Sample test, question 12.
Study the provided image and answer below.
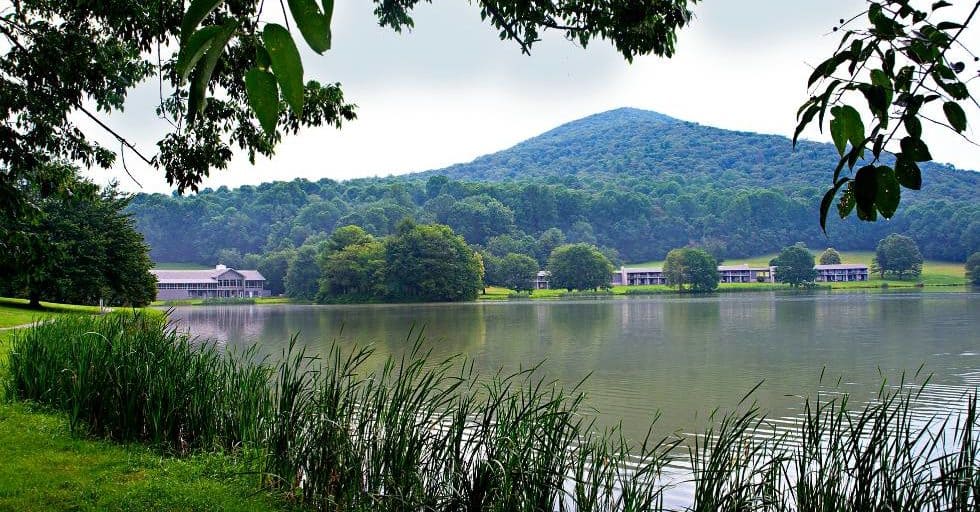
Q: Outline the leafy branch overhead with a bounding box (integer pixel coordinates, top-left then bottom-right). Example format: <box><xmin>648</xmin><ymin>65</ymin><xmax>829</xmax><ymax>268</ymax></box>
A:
<box><xmin>796</xmin><ymin>0</ymin><xmax>979</xmax><ymax>230</ymax></box>
<box><xmin>166</xmin><ymin>0</ymin><xmax>696</xmax><ymax>192</ymax></box>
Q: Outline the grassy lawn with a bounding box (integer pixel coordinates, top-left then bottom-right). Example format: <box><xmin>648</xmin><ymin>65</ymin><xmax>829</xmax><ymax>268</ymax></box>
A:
<box><xmin>0</xmin><ymin>329</ymin><xmax>290</xmax><ymax>512</ymax></box>
<box><xmin>0</xmin><ymin>298</ymin><xmax>106</xmax><ymax>328</ymax></box>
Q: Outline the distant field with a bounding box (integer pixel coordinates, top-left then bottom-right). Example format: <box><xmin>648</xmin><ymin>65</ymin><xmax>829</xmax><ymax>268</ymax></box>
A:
<box><xmin>150</xmin><ymin>297</ymin><xmax>294</xmax><ymax>307</ymax></box>
<box><xmin>626</xmin><ymin>250</ymin><xmax>968</xmax><ymax>288</ymax></box>
<box><xmin>151</xmin><ymin>262</ymin><xmax>210</xmax><ymax>270</ymax></box>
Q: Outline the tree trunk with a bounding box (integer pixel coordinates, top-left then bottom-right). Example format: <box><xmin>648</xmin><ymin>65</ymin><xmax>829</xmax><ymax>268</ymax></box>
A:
<box><xmin>28</xmin><ymin>291</ymin><xmax>42</xmax><ymax>309</ymax></box>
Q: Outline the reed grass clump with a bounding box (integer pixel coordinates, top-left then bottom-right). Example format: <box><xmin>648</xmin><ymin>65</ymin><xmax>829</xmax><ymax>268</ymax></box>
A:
<box><xmin>4</xmin><ymin>312</ymin><xmax>978</xmax><ymax>511</ymax></box>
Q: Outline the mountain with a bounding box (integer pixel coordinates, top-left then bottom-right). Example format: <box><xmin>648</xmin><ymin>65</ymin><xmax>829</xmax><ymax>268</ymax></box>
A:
<box><xmin>423</xmin><ymin>107</ymin><xmax>978</xmax><ymax>204</ymax></box>
<box><xmin>128</xmin><ymin>108</ymin><xmax>980</xmax><ymax>265</ymax></box>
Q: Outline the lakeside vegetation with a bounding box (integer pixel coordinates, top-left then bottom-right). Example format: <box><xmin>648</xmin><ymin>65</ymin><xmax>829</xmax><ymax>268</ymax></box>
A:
<box><xmin>2</xmin><ymin>313</ymin><xmax>978</xmax><ymax>510</ymax></box>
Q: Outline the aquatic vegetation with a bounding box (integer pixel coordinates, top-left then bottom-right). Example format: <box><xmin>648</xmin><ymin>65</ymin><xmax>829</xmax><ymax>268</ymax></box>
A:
<box><xmin>5</xmin><ymin>312</ymin><xmax>978</xmax><ymax>510</ymax></box>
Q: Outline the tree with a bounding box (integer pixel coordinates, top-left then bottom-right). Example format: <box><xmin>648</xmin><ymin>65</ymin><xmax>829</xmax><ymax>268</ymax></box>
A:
<box><xmin>663</xmin><ymin>248</ymin><xmax>688</xmax><ymax>291</ymax></box>
<box><xmin>663</xmin><ymin>247</ymin><xmax>718</xmax><ymax>292</ymax></box>
<box><xmin>325</xmin><ymin>225</ymin><xmax>374</xmax><ymax>254</ymax></box>
<box><xmin>798</xmin><ymin>1</ymin><xmax>979</xmax><ymax>228</ymax></box>
<box><xmin>547</xmin><ymin>243</ymin><xmax>613</xmax><ymax>291</ymax></box>
<box><xmin>318</xmin><ymin>241</ymin><xmax>386</xmax><ymax>301</ymax></box>
<box><xmin>384</xmin><ymin>221</ymin><xmax>484</xmax><ymax>302</ymax></box>
<box><xmin>0</xmin><ymin>179</ymin><xmax>156</xmax><ymax>307</ymax></box>
<box><xmin>284</xmin><ymin>244</ymin><xmax>321</xmax><ymax>300</ymax></box>
<box><xmin>966</xmin><ymin>252</ymin><xmax>980</xmax><ymax>285</ymax></box>
<box><xmin>682</xmin><ymin>248</ymin><xmax>719</xmax><ymax>292</ymax></box>
<box><xmin>497</xmin><ymin>253</ymin><xmax>539</xmax><ymax>292</ymax></box>
<box><xmin>875</xmin><ymin>233</ymin><xmax>923</xmax><ymax>279</ymax></box>
<box><xmin>536</xmin><ymin>228</ymin><xmax>567</xmax><ymax>266</ymax></box>
<box><xmin>215</xmin><ymin>248</ymin><xmax>244</xmax><ymax>268</ymax></box>
<box><xmin>258</xmin><ymin>249</ymin><xmax>294</xmax><ymax>296</ymax></box>
<box><xmin>819</xmin><ymin>248</ymin><xmax>842</xmax><ymax>265</ymax></box>
<box><xmin>773</xmin><ymin>243</ymin><xmax>818</xmax><ymax>287</ymax></box>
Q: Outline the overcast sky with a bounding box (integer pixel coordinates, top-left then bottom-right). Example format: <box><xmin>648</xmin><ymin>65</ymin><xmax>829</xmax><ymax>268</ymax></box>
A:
<box><xmin>83</xmin><ymin>0</ymin><xmax>980</xmax><ymax>194</ymax></box>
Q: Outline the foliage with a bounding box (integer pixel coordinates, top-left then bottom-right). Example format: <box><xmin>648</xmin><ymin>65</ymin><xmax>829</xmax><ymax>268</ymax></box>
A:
<box><xmin>773</xmin><ymin>243</ymin><xmax>818</xmax><ymax>287</ymax></box>
<box><xmin>664</xmin><ymin>248</ymin><xmax>688</xmax><ymax>290</ymax></box>
<box><xmin>257</xmin><ymin>249</ymin><xmax>294</xmax><ymax>296</ymax></box>
<box><xmin>875</xmin><ymin>233</ymin><xmax>924</xmax><ymax>279</ymax></box>
<box><xmin>966</xmin><ymin>252</ymin><xmax>980</xmax><ymax>285</ymax></box>
<box><xmin>284</xmin><ymin>244</ymin><xmax>320</xmax><ymax>301</ymax></box>
<box><xmin>129</xmin><ymin>109</ymin><xmax>980</xmax><ymax>269</ymax></box>
<box><xmin>0</xmin><ymin>179</ymin><xmax>156</xmax><ymax>307</ymax></box>
<box><xmin>663</xmin><ymin>247</ymin><xmax>719</xmax><ymax>292</ymax></box>
<box><xmin>495</xmin><ymin>253</ymin><xmax>539</xmax><ymax>292</ymax></box>
<box><xmin>820</xmin><ymin>247</ymin><xmax>843</xmax><ymax>265</ymax></box>
<box><xmin>383</xmin><ymin>221</ymin><xmax>484</xmax><ymax>302</ymax></box>
<box><xmin>318</xmin><ymin>240</ymin><xmax>386</xmax><ymax>301</ymax></box>
<box><xmin>797</xmin><ymin>0</ymin><xmax>979</xmax><ymax>227</ymax></box>
<box><xmin>547</xmin><ymin>243</ymin><xmax>613</xmax><ymax>291</ymax></box>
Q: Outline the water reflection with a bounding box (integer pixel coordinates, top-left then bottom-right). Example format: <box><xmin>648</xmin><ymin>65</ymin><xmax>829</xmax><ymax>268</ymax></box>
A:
<box><xmin>168</xmin><ymin>292</ymin><xmax>980</xmax><ymax>440</ymax></box>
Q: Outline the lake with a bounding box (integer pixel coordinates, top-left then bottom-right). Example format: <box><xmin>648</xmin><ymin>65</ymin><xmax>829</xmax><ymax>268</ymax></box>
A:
<box><xmin>168</xmin><ymin>291</ymin><xmax>980</xmax><ymax>441</ymax></box>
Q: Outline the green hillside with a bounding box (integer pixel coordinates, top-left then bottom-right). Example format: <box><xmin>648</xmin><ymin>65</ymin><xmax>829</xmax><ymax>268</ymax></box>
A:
<box><xmin>128</xmin><ymin>108</ymin><xmax>979</xmax><ymax>266</ymax></box>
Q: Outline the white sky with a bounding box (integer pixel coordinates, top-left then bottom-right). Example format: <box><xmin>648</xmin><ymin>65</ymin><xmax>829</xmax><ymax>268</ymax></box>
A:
<box><xmin>82</xmin><ymin>0</ymin><xmax>980</xmax><ymax>194</ymax></box>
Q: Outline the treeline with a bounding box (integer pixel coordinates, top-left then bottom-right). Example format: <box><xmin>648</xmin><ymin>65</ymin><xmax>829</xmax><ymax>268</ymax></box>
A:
<box><xmin>128</xmin><ymin>109</ymin><xmax>979</xmax><ymax>265</ymax></box>
<box><xmin>130</xmin><ymin>175</ymin><xmax>978</xmax><ymax>269</ymax></box>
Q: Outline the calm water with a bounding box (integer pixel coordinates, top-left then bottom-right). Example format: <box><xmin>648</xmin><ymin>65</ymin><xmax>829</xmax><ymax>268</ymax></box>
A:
<box><xmin>168</xmin><ymin>291</ymin><xmax>980</xmax><ymax>440</ymax></box>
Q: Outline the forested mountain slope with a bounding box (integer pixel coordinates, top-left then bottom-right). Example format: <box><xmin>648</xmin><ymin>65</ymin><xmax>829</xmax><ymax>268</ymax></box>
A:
<box><xmin>129</xmin><ymin>108</ymin><xmax>979</xmax><ymax>265</ymax></box>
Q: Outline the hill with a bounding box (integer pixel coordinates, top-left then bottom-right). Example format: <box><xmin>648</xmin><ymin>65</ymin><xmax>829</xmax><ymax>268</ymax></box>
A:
<box><xmin>423</xmin><ymin>108</ymin><xmax>978</xmax><ymax>204</ymax></box>
<box><xmin>128</xmin><ymin>108</ymin><xmax>980</xmax><ymax>266</ymax></box>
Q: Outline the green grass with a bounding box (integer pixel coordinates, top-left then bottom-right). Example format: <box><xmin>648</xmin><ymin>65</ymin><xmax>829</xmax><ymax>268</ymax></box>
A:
<box><xmin>0</xmin><ymin>403</ymin><xmax>290</xmax><ymax>512</ymax></box>
<box><xmin>0</xmin><ymin>298</ymin><xmax>106</xmax><ymax>328</ymax></box>
<box><xmin>478</xmin><ymin>286</ymin><xmax>513</xmax><ymax>301</ymax></box>
<box><xmin>0</xmin><ymin>329</ymin><xmax>288</xmax><ymax>512</ymax></box>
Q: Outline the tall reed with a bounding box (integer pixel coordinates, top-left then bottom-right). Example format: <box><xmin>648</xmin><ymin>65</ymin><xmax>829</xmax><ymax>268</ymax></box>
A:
<box><xmin>4</xmin><ymin>312</ymin><xmax>978</xmax><ymax>511</ymax></box>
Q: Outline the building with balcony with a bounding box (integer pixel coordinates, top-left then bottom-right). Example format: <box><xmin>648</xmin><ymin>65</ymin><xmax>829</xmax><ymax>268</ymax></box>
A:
<box><xmin>814</xmin><ymin>264</ymin><xmax>870</xmax><ymax>282</ymax></box>
<box><xmin>150</xmin><ymin>265</ymin><xmax>269</xmax><ymax>300</ymax></box>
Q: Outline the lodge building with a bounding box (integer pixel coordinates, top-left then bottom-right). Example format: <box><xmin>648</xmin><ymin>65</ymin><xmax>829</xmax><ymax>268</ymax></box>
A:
<box><xmin>150</xmin><ymin>265</ymin><xmax>270</xmax><ymax>300</ymax></box>
<box><xmin>534</xmin><ymin>263</ymin><xmax>869</xmax><ymax>290</ymax></box>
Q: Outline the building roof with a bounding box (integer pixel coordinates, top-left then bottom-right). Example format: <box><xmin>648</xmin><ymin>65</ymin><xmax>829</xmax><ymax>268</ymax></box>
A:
<box><xmin>718</xmin><ymin>264</ymin><xmax>770</xmax><ymax>272</ymax></box>
<box><xmin>150</xmin><ymin>266</ymin><xmax>265</xmax><ymax>282</ymax></box>
<box><xmin>621</xmin><ymin>267</ymin><xmax>664</xmax><ymax>273</ymax></box>
<box><xmin>814</xmin><ymin>264</ymin><xmax>869</xmax><ymax>270</ymax></box>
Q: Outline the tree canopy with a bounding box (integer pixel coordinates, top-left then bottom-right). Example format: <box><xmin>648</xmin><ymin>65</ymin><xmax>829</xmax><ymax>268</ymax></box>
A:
<box><xmin>875</xmin><ymin>233</ymin><xmax>923</xmax><ymax>279</ymax></box>
<box><xmin>663</xmin><ymin>247</ymin><xmax>719</xmax><ymax>292</ymax></box>
<box><xmin>819</xmin><ymin>248</ymin><xmax>843</xmax><ymax>265</ymax></box>
<box><xmin>773</xmin><ymin>243</ymin><xmax>818</xmax><ymax>287</ymax></box>
<box><xmin>966</xmin><ymin>252</ymin><xmax>980</xmax><ymax>285</ymax></box>
<box><xmin>0</xmin><ymin>179</ymin><xmax>156</xmax><ymax>307</ymax></box>
<box><xmin>547</xmin><ymin>243</ymin><xmax>613</xmax><ymax>291</ymax></box>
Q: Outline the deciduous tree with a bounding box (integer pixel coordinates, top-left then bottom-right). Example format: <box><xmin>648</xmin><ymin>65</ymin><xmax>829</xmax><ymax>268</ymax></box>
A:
<box><xmin>819</xmin><ymin>248</ymin><xmax>843</xmax><ymax>265</ymax></box>
<box><xmin>875</xmin><ymin>233</ymin><xmax>923</xmax><ymax>279</ymax></box>
<box><xmin>497</xmin><ymin>253</ymin><xmax>539</xmax><ymax>292</ymax></box>
<box><xmin>773</xmin><ymin>243</ymin><xmax>818</xmax><ymax>287</ymax></box>
<box><xmin>547</xmin><ymin>243</ymin><xmax>613</xmax><ymax>291</ymax></box>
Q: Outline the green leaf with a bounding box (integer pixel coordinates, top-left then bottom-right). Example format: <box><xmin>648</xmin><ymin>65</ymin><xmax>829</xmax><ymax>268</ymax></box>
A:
<box><xmin>943</xmin><ymin>101</ymin><xmax>967</xmax><ymax>132</ymax></box>
<box><xmin>262</xmin><ymin>24</ymin><xmax>305</xmax><ymax>118</ymax></box>
<box><xmin>287</xmin><ymin>0</ymin><xmax>331</xmax><ymax>53</ymax></box>
<box><xmin>852</xmin><ymin>165</ymin><xmax>878</xmax><ymax>221</ymax></box>
<box><xmin>870</xmin><ymin>69</ymin><xmax>893</xmax><ymax>110</ymax></box>
<box><xmin>187</xmin><ymin>19</ymin><xmax>239</xmax><ymax>125</ymax></box>
<box><xmin>936</xmin><ymin>79</ymin><xmax>969</xmax><ymax>100</ymax></box>
<box><xmin>256</xmin><ymin>46</ymin><xmax>272</xmax><ymax>70</ymax></box>
<box><xmin>895</xmin><ymin>155</ymin><xmax>922</xmax><ymax>190</ymax></box>
<box><xmin>820</xmin><ymin>178</ymin><xmax>850</xmax><ymax>231</ymax></box>
<box><xmin>875</xmin><ymin>166</ymin><xmax>900</xmax><ymax>218</ymax></box>
<box><xmin>322</xmin><ymin>0</ymin><xmax>334</xmax><ymax>25</ymax></box>
<box><xmin>175</xmin><ymin>25</ymin><xmax>223</xmax><ymax>83</ymax></box>
<box><xmin>794</xmin><ymin>104</ymin><xmax>819</xmax><ymax>146</ymax></box>
<box><xmin>932</xmin><ymin>1</ymin><xmax>952</xmax><ymax>10</ymax></box>
<box><xmin>904</xmin><ymin>116</ymin><xmax>922</xmax><ymax>139</ymax></box>
<box><xmin>838</xmin><ymin>185</ymin><xmax>856</xmax><ymax>219</ymax></box>
<box><xmin>181</xmin><ymin>0</ymin><xmax>223</xmax><ymax>45</ymax></box>
<box><xmin>900</xmin><ymin>136</ymin><xmax>933</xmax><ymax>162</ymax></box>
<box><xmin>829</xmin><ymin>105</ymin><xmax>865</xmax><ymax>157</ymax></box>
<box><xmin>246</xmin><ymin>68</ymin><xmax>280</xmax><ymax>134</ymax></box>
